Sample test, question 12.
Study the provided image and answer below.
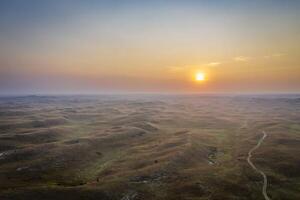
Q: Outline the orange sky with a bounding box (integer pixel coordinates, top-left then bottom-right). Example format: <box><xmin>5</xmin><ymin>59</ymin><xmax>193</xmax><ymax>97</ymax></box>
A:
<box><xmin>0</xmin><ymin>1</ymin><xmax>300</xmax><ymax>94</ymax></box>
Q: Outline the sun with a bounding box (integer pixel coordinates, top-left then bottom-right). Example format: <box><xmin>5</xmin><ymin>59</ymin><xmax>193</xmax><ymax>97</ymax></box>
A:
<box><xmin>195</xmin><ymin>72</ymin><xmax>205</xmax><ymax>81</ymax></box>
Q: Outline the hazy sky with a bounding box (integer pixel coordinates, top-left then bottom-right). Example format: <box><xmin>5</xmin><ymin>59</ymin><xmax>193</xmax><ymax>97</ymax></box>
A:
<box><xmin>1</xmin><ymin>0</ymin><xmax>300</xmax><ymax>94</ymax></box>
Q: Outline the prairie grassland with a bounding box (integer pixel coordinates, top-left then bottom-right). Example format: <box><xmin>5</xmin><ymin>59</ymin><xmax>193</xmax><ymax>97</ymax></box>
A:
<box><xmin>0</xmin><ymin>95</ymin><xmax>299</xmax><ymax>200</ymax></box>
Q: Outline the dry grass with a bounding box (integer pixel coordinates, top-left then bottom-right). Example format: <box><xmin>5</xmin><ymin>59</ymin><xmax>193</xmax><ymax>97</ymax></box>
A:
<box><xmin>0</xmin><ymin>95</ymin><xmax>299</xmax><ymax>199</ymax></box>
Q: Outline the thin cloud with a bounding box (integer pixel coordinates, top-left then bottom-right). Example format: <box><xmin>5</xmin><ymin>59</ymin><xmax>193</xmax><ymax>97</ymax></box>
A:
<box><xmin>205</xmin><ymin>62</ymin><xmax>221</xmax><ymax>67</ymax></box>
<box><xmin>234</xmin><ymin>56</ymin><xmax>251</xmax><ymax>62</ymax></box>
<box><xmin>264</xmin><ymin>53</ymin><xmax>285</xmax><ymax>59</ymax></box>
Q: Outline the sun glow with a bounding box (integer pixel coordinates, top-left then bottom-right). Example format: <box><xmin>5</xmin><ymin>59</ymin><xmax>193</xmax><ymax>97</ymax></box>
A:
<box><xmin>195</xmin><ymin>72</ymin><xmax>205</xmax><ymax>81</ymax></box>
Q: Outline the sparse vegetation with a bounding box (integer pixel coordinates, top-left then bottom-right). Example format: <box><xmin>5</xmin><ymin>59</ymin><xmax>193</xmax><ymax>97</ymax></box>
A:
<box><xmin>0</xmin><ymin>95</ymin><xmax>299</xmax><ymax>199</ymax></box>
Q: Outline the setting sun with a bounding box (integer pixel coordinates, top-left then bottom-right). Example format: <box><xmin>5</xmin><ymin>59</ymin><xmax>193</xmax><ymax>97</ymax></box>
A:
<box><xmin>196</xmin><ymin>72</ymin><xmax>205</xmax><ymax>81</ymax></box>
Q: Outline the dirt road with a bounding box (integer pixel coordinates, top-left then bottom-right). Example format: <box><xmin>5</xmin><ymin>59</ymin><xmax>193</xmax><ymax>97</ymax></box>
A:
<box><xmin>247</xmin><ymin>131</ymin><xmax>271</xmax><ymax>200</ymax></box>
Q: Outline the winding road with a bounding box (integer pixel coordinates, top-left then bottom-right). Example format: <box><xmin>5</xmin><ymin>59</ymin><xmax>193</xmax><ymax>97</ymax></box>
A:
<box><xmin>247</xmin><ymin>131</ymin><xmax>271</xmax><ymax>200</ymax></box>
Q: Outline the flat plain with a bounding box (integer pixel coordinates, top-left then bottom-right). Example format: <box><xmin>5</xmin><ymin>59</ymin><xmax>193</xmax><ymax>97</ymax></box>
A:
<box><xmin>0</xmin><ymin>95</ymin><xmax>299</xmax><ymax>200</ymax></box>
